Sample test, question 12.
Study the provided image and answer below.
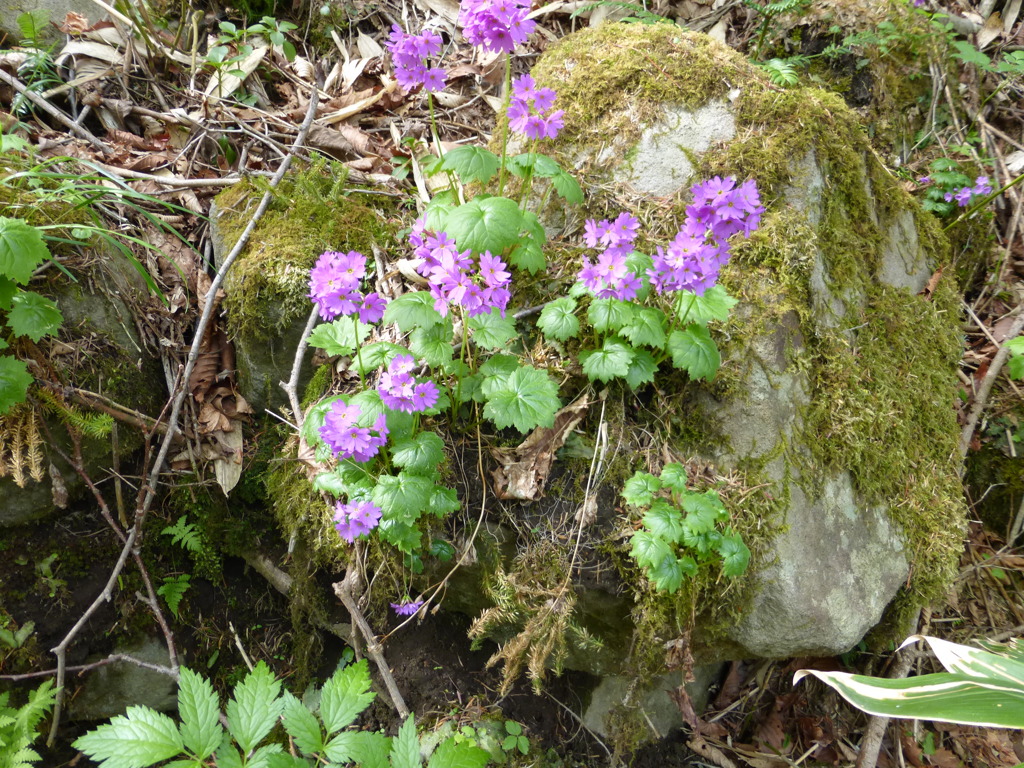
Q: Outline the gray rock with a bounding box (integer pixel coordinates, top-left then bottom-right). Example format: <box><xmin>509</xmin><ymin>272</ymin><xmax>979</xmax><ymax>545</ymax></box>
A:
<box><xmin>69</xmin><ymin>637</ymin><xmax>177</xmax><ymax>720</ymax></box>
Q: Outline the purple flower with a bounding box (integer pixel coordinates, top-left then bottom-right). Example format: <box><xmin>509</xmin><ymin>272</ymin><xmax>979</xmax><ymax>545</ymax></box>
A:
<box><xmin>972</xmin><ymin>176</ymin><xmax>992</xmax><ymax>196</ymax></box>
<box><xmin>334</xmin><ymin>499</ymin><xmax>383</xmax><ymax>543</ymax></box>
<box><xmin>508</xmin><ymin>74</ymin><xmax>564</xmax><ymax>141</ymax></box>
<box><xmin>917</xmin><ymin>175</ymin><xmax>931</xmax><ymax>185</ymax></box>
<box><xmin>954</xmin><ymin>187</ymin><xmax>974</xmax><ymax>206</ymax></box>
<box><xmin>378</xmin><ymin>355</ymin><xmax>440</xmax><ymax>413</ymax></box>
<box><xmin>388</xmin><ymin>25</ymin><xmax>447</xmax><ymax>93</ymax></box>
<box><xmin>309</xmin><ymin>250</ymin><xmax>387</xmax><ymax>323</ymax></box>
<box><xmin>459</xmin><ymin>0</ymin><xmax>535</xmax><ymax>53</ymax></box>
<box><xmin>391</xmin><ymin>599</ymin><xmax>425</xmax><ymax>616</ymax></box>
<box><xmin>319</xmin><ymin>401</ymin><xmax>389</xmax><ymax>462</ymax></box>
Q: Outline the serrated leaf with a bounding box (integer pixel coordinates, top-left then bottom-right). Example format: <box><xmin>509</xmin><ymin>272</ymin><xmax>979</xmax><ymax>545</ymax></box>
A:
<box><xmin>225</xmin><ymin>661</ymin><xmax>283</xmax><ymax>754</ymax></box>
<box><xmin>648</xmin><ymin>554</ymin><xmax>685</xmax><ymax>593</ymax></box>
<box><xmin>265</xmin><ymin>754</ymin><xmax>311</xmax><ymax>768</ymax></box>
<box><xmin>307</xmin><ymin>318</ymin><xmax>371</xmax><ymax>357</ymax></box>
<box><xmin>373</xmin><ymin>473</ymin><xmax>433</xmax><ymax>524</ymax></box>
<box><xmin>353</xmin><ymin>342</ymin><xmax>410</xmax><ymax>375</ymax></box>
<box><xmin>391</xmin><ymin>432</ymin><xmax>445</xmax><ymax>472</ymax></box>
<box><xmin>587</xmin><ymin>299</ymin><xmax>635</xmax><ymax>334</ymax></box>
<box><xmin>320</xmin><ymin>659</ymin><xmax>376</xmax><ymax>734</ymax></box>
<box><xmin>384</xmin><ymin>292</ymin><xmax>445</xmax><ymax>333</ymax></box>
<box><xmin>1009</xmin><ymin>354</ymin><xmax>1024</xmax><ymax>380</ymax></box>
<box><xmin>552</xmin><ymin>170</ymin><xmax>583</xmax><ymax>204</ymax></box>
<box><xmin>409</xmin><ymin>322</ymin><xmax>454</xmax><ymax>366</ymax></box>
<box><xmin>629</xmin><ymin>530</ymin><xmax>672</xmax><ymax>570</ymax></box>
<box><xmin>506</xmin><ymin>152</ymin><xmax>560</xmax><ymax>178</ymax></box>
<box><xmin>580</xmin><ymin>338</ymin><xmax>634</xmax><ymax>383</ymax></box>
<box><xmin>667</xmin><ymin>324</ymin><xmax>720</xmax><ymax>381</ymax></box>
<box><xmin>444</xmin><ymin>197</ymin><xmax>523</xmax><ymax>255</ymax></box>
<box><xmin>0</xmin><ymin>217</ymin><xmax>50</xmax><ymax>284</ymax></box>
<box><xmin>389</xmin><ymin>716</ymin><xmax>420</xmax><ymax>768</ymax></box>
<box><xmin>624</xmin><ymin>349</ymin><xmax>657</xmax><ymax>389</ymax></box>
<box><xmin>718</xmin><ymin>534</ymin><xmax>750</xmax><ymax>577</ymax></box>
<box><xmin>685</xmin><ymin>286</ymin><xmax>738</xmax><ymax>325</ymax></box>
<box><xmin>247</xmin><ymin>744</ymin><xmax>284</xmax><ymax>768</ymax></box>
<box><xmin>622</xmin><ymin>472</ymin><xmax>662</xmax><ymax>507</ymax></box>
<box><xmin>377</xmin><ymin>518</ymin><xmax>422</xmax><ymax>553</ymax></box>
<box><xmin>480</xmin><ymin>353</ymin><xmax>519</xmax><ymax>378</ymax></box>
<box><xmin>7</xmin><ymin>291</ymin><xmax>62</xmax><ymax>342</ymax></box>
<box><xmin>437</xmin><ymin>146</ymin><xmax>500</xmax><ymax>184</ymax></box>
<box><xmin>73</xmin><ymin>706</ymin><xmax>185</xmax><ymax>768</ymax></box>
<box><xmin>0</xmin><ymin>356</ymin><xmax>32</xmax><ymax>414</ymax></box>
<box><xmin>537</xmin><ymin>297</ymin><xmax>579</xmax><ymax>341</ymax></box>
<box><xmin>659</xmin><ymin>463</ymin><xmax>688</xmax><ymax>493</ymax></box>
<box><xmin>643</xmin><ymin>500</ymin><xmax>684</xmax><ymax>541</ymax></box>
<box><xmin>427</xmin><ymin>737</ymin><xmax>490</xmax><ymax>768</ymax></box>
<box><xmin>428</xmin><ymin>486</ymin><xmax>460</xmax><ymax>517</ymax></box>
<box><xmin>281</xmin><ymin>692</ymin><xmax>323</xmax><ymax>755</ymax></box>
<box><xmin>343</xmin><ymin>731</ymin><xmax>392</xmax><ymax>768</ymax></box>
<box><xmin>177</xmin><ymin>668</ymin><xmax>222</xmax><ymax>761</ymax></box>
<box><xmin>482</xmin><ymin>365</ymin><xmax>560</xmax><ymax>433</ymax></box>
<box><xmin>506</xmin><ymin>228</ymin><xmax>546</xmax><ymax>274</ymax></box>
<box><xmin>0</xmin><ymin>276</ymin><xmax>16</xmax><ymax>310</ymax></box>
<box><xmin>467</xmin><ymin>308</ymin><xmax>517</xmax><ymax>350</ymax></box>
<box><xmin>620</xmin><ymin>307</ymin><xmax>666</xmax><ymax>349</ymax></box>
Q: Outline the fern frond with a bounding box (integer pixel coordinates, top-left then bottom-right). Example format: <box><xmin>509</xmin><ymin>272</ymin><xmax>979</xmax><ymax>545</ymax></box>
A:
<box><xmin>9</xmin><ymin>409</ymin><xmax>26</xmax><ymax>488</ymax></box>
<box><xmin>161</xmin><ymin>517</ymin><xmax>203</xmax><ymax>553</ymax></box>
<box><xmin>35</xmin><ymin>389</ymin><xmax>113</xmax><ymax>439</ymax></box>
<box><xmin>25</xmin><ymin>410</ymin><xmax>43</xmax><ymax>483</ymax></box>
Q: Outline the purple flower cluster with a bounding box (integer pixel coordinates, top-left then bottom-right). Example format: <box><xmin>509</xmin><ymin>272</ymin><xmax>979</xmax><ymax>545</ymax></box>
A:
<box><xmin>458</xmin><ymin>0</ymin><xmax>535</xmax><ymax>54</ymax></box>
<box><xmin>378</xmin><ymin>354</ymin><xmax>441</xmax><ymax>412</ymax></box>
<box><xmin>391</xmin><ymin>599</ymin><xmax>425</xmax><ymax>616</ymax></box>
<box><xmin>409</xmin><ymin>218</ymin><xmax>512</xmax><ymax>318</ymax></box>
<box><xmin>648</xmin><ymin>176</ymin><xmax>763</xmax><ymax>295</ymax></box>
<box><xmin>319</xmin><ymin>400</ymin><xmax>389</xmax><ymax>463</ymax></box>
<box><xmin>308</xmin><ymin>251</ymin><xmax>386</xmax><ymax>323</ymax></box>
<box><xmin>387</xmin><ymin>25</ymin><xmax>447</xmax><ymax>93</ymax></box>
<box><xmin>578</xmin><ymin>213</ymin><xmax>643</xmax><ymax>300</ymax></box>
<box><xmin>333</xmin><ymin>499</ymin><xmax>383</xmax><ymax>543</ymax></box>
<box><xmin>508</xmin><ymin>75</ymin><xmax>564</xmax><ymax>141</ymax></box>
<box><xmin>944</xmin><ymin>176</ymin><xmax>993</xmax><ymax>207</ymax></box>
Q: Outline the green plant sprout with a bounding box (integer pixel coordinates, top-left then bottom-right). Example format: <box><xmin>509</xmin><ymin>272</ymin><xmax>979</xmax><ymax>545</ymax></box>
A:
<box><xmin>0</xmin><ymin>680</ymin><xmax>57</xmax><ymax>768</ymax></box>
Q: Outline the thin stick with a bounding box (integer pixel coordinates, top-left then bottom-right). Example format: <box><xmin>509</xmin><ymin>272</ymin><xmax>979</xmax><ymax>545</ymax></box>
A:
<box><xmin>0</xmin><ymin>653</ymin><xmax>176</xmax><ymax>682</ymax></box>
<box><xmin>855</xmin><ymin>636</ymin><xmax>919</xmax><ymax>768</ymax></box>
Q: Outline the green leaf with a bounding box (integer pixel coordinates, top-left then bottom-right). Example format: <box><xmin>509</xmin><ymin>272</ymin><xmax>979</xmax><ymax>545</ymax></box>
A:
<box><xmin>622</xmin><ymin>472</ymin><xmax>662</xmax><ymax>507</ymax></box>
<box><xmin>643</xmin><ymin>500</ymin><xmax>684</xmax><ymax>541</ymax></box>
<box><xmin>552</xmin><ymin>170</ymin><xmax>584</xmax><ymax>204</ymax></box>
<box><xmin>629</xmin><ymin>530</ymin><xmax>672</xmax><ymax>570</ymax></box>
<box><xmin>157</xmin><ymin>575</ymin><xmax>190</xmax><ymax>619</ymax></box>
<box><xmin>409</xmin><ymin>321</ymin><xmax>454</xmax><ymax>366</ymax></box>
<box><xmin>384</xmin><ymin>292</ymin><xmax>445</xmax><ymax>333</ymax></box>
<box><xmin>580</xmin><ymin>338</ymin><xmax>635</xmax><ymax>383</ymax></box>
<box><xmin>467</xmin><ymin>308</ymin><xmax>517</xmax><ymax>350</ymax></box>
<box><xmin>73</xmin><ymin>706</ymin><xmax>185</xmax><ymax>767</ymax></box>
<box><xmin>308</xmin><ymin>318</ymin><xmax>372</xmax><ymax>357</ymax></box>
<box><xmin>225</xmin><ymin>661</ymin><xmax>283</xmax><ymax>754</ymax></box>
<box><xmin>624</xmin><ymin>349</ymin><xmax>658</xmax><ymax>390</ymax></box>
<box><xmin>916</xmin><ymin>635</ymin><xmax>1024</xmax><ymax>687</ymax></box>
<box><xmin>718</xmin><ymin>534</ymin><xmax>750</xmax><ymax>577</ymax></box>
<box><xmin>681</xmin><ymin>489</ymin><xmax>727</xmax><ymax>522</ymax></box>
<box><xmin>377</xmin><ymin>518</ymin><xmax>422</xmax><ymax>553</ymax></box>
<box><xmin>506</xmin><ymin>152</ymin><xmax>560</xmax><ymax>178</ymax></box>
<box><xmin>0</xmin><ymin>217</ymin><xmax>50</xmax><ymax>284</ymax></box>
<box><xmin>482</xmin><ymin>365</ymin><xmax>560</xmax><ymax>433</ymax></box>
<box><xmin>177</xmin><ymin>668</ymin><xmax>222</xmax><ymax>761</ymax></box>
<box><xmin>0</xmin><ymin>356</ymin><xmax>33</xmax><ymax>414</ymax></box>
<box><xmin>507</xmin><ymin>213</ymin><xmax>546</xmax><ymax>274</ymax></box>
<box><xmin>353</xmin><ymin>342</ymin><xmax>410</xmax><ymax>374</ymax></box>
<box><xmin>391</xmin><ymin>432</ymin><xmax>445</xmax><ymax>472</ymax></box>
<box><xmin>427</xmin><ymin>737</ymin><xmax>490</xmax><ymax>768</ymax></box>
<box><xmin>437</xmin><ymin>146</ymin><xmax>500</xmax><ymax>185</ymax></box>
<box><xmin>7</xmin><ymin>291</ymin><xmax>62</xmax><ymax>342</ymax></box>
<box><xmin>281</xmin><ymin>692</ymin><xmax>323</xmax><ymax>755</ymax></box>
<box><xmin>389</xmin><ymin>716</ymin><xmax>420</xmax><ymax>768</ymax></box>
<box><xmin>659</xmin><ymin>463</ymin><xmax>688</xmax><ymax>494</ymax></box>
<box><xmin>343</xmin><ymin>731</ymin><xmax>392</xmax><ymax>768</ymax></box>
<box><xmin>537</xmin><ymin>297</ymin><xmax>579</xmax><ymax>341</ymax></box>
<box><xmin>951</xmin><ymin>40</ymin><xmax>992</xmax><ymax>70</ymax></box>
<box><xmin>667</xmin><ymin>324</ymin><xmax>721</xmax><ymax>381</ymax></box>
<box><xmin>0</xmin><ymin>276</ymin><xmax>16</xmax><ymax>310</ymax></box>
<box><xmin>321</xmin><ymin>659</ymin><xmax>376</xmax><ymax>733</ymax></box>
<box><xmin>587</xmin><ymin>299</ymin><xmax>635</xmax><ymax>334</ymax></box>
<box><xmin>216</xmin><ymin>738</ymin><xmax>244</xmax><ymax>768</ymax></box>
<box><xmin>444</xmin><ymin>197</ymin><xmax>523</xmax><ymax>255</ymax></box>
<box><xmin>648</xmin><ymin>554</ymin><xmax>685</xmax><ymax>593</ymax></box>
<box><xmin>1008</xmin><ymin>337</ymin><xmax>1024</xmax><ymax>380</ymax></box>
<box><xmin>620</xmin><ymin>307</ymin><xmax>666</xmax><ymax>349</ymax></box>
<box><xmin>373</xmin><ymin>472</ymin><xmax>434</xmax><ymax>524</ymax></box>
<box><xmin>247</xmin><ymin>744</ymin><xmax>284</xmax><ymax>768</ymax></box>
<box><xmin>265</xmin><ymin>754</ymin><xmax>310</xmax><ymax>768</ymax></box>
<box><xmin>428</xmin><ymin>486</ymin><xmax>460</xmax><ymax>517</ymax></box>
<box><xmin>686</xmin><ymin>286</ymin><xmax>738</xmax><ymax>325</ymax></box>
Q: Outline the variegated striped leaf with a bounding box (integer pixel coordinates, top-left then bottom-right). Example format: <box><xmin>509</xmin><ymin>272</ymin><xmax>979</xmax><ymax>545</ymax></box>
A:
<box><xmin>901</xmin><ymin>635</ymin><xmax>1024</xmax><ymax>688</ymax></box>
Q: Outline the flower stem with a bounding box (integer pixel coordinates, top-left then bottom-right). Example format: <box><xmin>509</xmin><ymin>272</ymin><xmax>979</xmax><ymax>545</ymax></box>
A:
<box><xmin>353</xmin><ymin>315</ymin><xmax>366</xmax><ymax>388</ymax></box>
<box><xmin>497</xmin><ymin>54</ymin><xmax>513</xmax><ymax>196</ymax></box>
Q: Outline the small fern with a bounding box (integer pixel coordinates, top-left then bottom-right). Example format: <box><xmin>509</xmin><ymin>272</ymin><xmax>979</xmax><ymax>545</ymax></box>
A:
<box><xmin>156</xmin><ymin>575</ymin><xmax>191</xmax><ymax>619</ymax></box>
<box><xmin>161</xmin><ymin>516</ymin><xmax>203</xmax><ymax>553</ymax></box>
<box><xmin>569</xmin><ymin>0</ymin><xmax>674</xmax><ymax>24</ymax></box>
<box><xmin>0</xmin><ymin>680</ymin><xmax>57</xmax><ymax>768</ymax></box>
<box><xmin>34</xmin><ymin>388</ymin><xmax>114</xmax><ymax>440</ymax></box>
<box><xmin>760</xmin><ymin>57</ymin><xmax>803</xmax><ymax>86</ymax></box>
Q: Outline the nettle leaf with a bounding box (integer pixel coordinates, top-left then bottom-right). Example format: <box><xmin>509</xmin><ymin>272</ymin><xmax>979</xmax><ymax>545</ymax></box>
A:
<box><xmin>622</xmin><ymin>472</ymin><xmax>662</xmax><ymax>507</ymax></box>
<box><xmin>308</xmin><ymin>318</ymin><xmax>371</xmax><ymax>357</ymax></box>
<box><xmin>342</xmin><ymin>731</ymin><xmax>392</xmax><ymax>768</ymax></box>
<box><xmin>384</xmin><ymin>292</ymin><xmax>445</xmax><ymax>333</ymax></box>
<box><xmin>226</xmin><ymin>661</ymin><xmax>283</xmax><ymax>754</ymax></box>
<box><xmin>427</xmin><ymin>736</ymin><xmax>490</xmax><ymax>768</ymax></box>
<box><xmin>373</xmin><ymin>472</ymin><xmax>434</xmax><ymax>524</ymax></box>
<box><xmin>7</xmin><ymin>291</ymin><xmax>62</xmax><ymax>342</ymax></box>
<box><xmin>552</xmin><ymin>170</ymin><xmax>583</xmax><ymax>204</ymax></box>
<box><xmin>428</xmin><ymin>485</ymin><xmax>460</xmax><ymax>517</ymax></box>
<box><xmin>409</xmin><ymin>321</ymin><xmax>454</xmax><ymax>366</ymax></box>
<box><xmin>506</xmin><ymin>152</ymin><xmax>560</xmax><ymax>178</ymax></box>
<box><xmin>319</xmin><ymin>659</ymin><xmax>376</xmax><ymax>735</ymax></box>
<box><xmin>667</xmin><ymin>324</ymin><xmax>721</xmax><ymax>381</ymax></box>
<box><xmin>580</xmin><ymin>337</ymin><xmax>635</xmax><ymax>383</ymax></box>
<box><xmin>0</xmin><ymin>356</ymin><xmax>33</xmax><ymax>414</ymax></box>
<box><xmin>73</xmin><ymin>706</ymin><xmax>185</xmax><ymax>767</ymax></box>
<box><xmin>630</xmin><ymin>530</ymin><xmax>672</xmax><ymax>570</ymax></box>
<box><xmin>620</xmin><ymin>307</ymin><xmax>666</xmax><ymax>349</ymax></box>
<box><xmin>445</xmin><ymin>197</ymin><xmax>523</xmax><ymax>255</ymax></box>
<box><xmin>0</xmin><ymin>217</ymin><xmax>50</xmax><ymax>284</ymax></box>
<box><xmin>391</xmin><ymin>432</ymin><xmax>445</xmax><ymax>472</ymax></box>
<box><xmin>177</xmin><ymin>669</ymin><xmax>222</xmax><ymax>761</ymax></box>
<box><xmin>644</xmin><ymin>500</ymin><xmax>684</xmax><ymax>542</ymax></box>
<box><xmin>718</xmin><ymin>533</ymin><xmax>751</xmax><ymax>577</ymax></box>
<box><xmin>281</xmin><ymin>692</ymin><xmax>323</xmax><ymax>755</ymax></box>
<box><xmin>537</xmin><ymin>297</ymin><xmax>579</xmax><ymax>341</ymax></box>
<box><xmin>482</xmin><ymin>364</ymin><xmax>560</xmax><ymax>433</ymax></box>
<box><xmin>437</xmin><ymin>145</ymin><xmax>500</xmax><ymax>184</ymax></box>
<box><xmin>659</xmin><ymin>463</ymin><xmax>688</xmax><ymax>494</ymax></box>
<box><xmin>353</xmin><ymin>342</ymin><xmax>410</xmax><ymax>374</ymax></box>
<box><xmin>624</xmin><ymin>349</ymin><xmax>657</xmax><ymax>390</ymax></box>
<box><xmin>467</xmin><ymin>308</ymin><xmax>517</xmax><ymax>350</ymax></box>
<box><xmin>389</xmin><ymin>716</ymin><xmax>420</xmax><ymax>768</ymax></box>
<box><xmin>648</xmin><ymin>554</ymin><xmax>685</xmax><ymax>593</ymax></box>
<box><xmin>588</xmin><ymin>299</ymin><xmax>636</xmax><ymax>334</ymax></box>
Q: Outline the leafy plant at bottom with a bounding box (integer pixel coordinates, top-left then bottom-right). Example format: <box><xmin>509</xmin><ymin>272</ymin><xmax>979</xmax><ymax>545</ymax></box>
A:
<box><xmin>0</xmin><ymin>680</ymin><xmax>57</xmax><ymax>768</ymax></box>
<box><xmin>1007</xmin><ymin>335</ymin><xmax>1024</xmax><ymax>380</ymax></box>
<box><xmin>74</xmin><ymin>658</ymin><xmax>492</xmax><ymax>767</ymax></box>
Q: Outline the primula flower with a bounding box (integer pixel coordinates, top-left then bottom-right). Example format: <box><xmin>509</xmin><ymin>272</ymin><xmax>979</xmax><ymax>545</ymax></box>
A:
<box><xmin>308</xmin><ymin>250</ymin><xmax>386</xmax><ymax>323</ymax></box>
<box><xmin>577</xmin><ymin>211</ymin><xmax>643</xmax><ymax>300</ymax></box>
<box><xmin>459</xmin><ymin>0</ymin><xmax>535</xmax><ymax>53</ymax></box>
<box><xmin>333</xmin><ymin>499</ymin><xmax>383</xmax><ymax>543</ymax></box>
<box><xmin>391</xmin><ymin>599</ymin><xmax>425</xmax><ymax>616</ymax></box>
<box><xmin>319</xmin><ymin>400</ymin><xmax>389</xmax><ymax>462</ymax></box>
<box><xmin>387</xmin><ymin>25</ymin><xmax>447</xmax><ymax>93</ymax></box>
<box><xmin>973</xmin><ymin>176</ymin><xmax>993</xmax><ymax>196</ymax></box>
<box><xmin>507</xmin><ymin>74</ymin><xmax>564</xmax><ymax>141</ymax></box>
<box><xmin>378</xmin><ymin>354</ymin><xmax>441</xmax><ymax>413</ymax></box>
